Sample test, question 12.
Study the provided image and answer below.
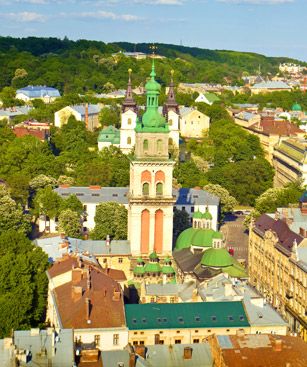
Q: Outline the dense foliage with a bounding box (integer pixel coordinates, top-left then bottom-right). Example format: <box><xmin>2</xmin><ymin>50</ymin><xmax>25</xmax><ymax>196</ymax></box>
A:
<box><xmin>0</xmin><ymin>231</ymin><xmax>49</xmax><ymax>337</ymax></box>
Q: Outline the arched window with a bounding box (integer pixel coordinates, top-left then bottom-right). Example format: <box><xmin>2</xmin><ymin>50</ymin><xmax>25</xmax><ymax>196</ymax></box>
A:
<box><xmin>157</xmin><ymin>139</ymin><xmax>163</xmax><ymax>152</ymax></box>
<box><xmin>142</xmin><ymin>183</ymin><xmax>149</xmax><ymax>196</ymax></box>
<box><xmin>127</xmin><ymin>137</ymin><xmax>131</xmax><ymax>145</ymax></box>
<box><xmin>169</xmin><ymin>119</ymin><xmax>173</xmax><ymax>126</ymax></box>
<box><xmin>128</xmin><ymin>118</ymin><xmax>132</xmax><ymax>125</ymax></box>
<box><xmin>143</xmin><ymin>139</ymin><xmax>149</xmax><ymax>151</ymax></box>
<box><xmin>156</xmin><ymin>182</ymin><xmax>163</xmax><ymax>196</ymax></box>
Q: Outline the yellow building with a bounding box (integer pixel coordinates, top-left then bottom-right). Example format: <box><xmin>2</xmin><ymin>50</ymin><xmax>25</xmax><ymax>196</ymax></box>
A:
<box><xmin>180</xmin><ymin>109</ymin><xmax>210</xmax><ymax>139</ymax></box>
<box><xmin>249</xmin><ymin>208</ymin><xmax>307</xmax><ymax>341</ymax></box>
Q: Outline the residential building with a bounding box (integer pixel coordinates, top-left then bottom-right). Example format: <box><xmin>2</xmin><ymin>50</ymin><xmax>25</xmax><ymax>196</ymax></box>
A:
<box><xmin>180</xmin><ymin>108</ymin><xmax>210</xmax><ymax>139</ymax></box>
<box><xmin>250</xmin><ymin>81</ymin><xmax>292</xmax><ymax>95</ymax></box>
<box><xmin>125</xmin><ymin>301</ymin><xmax>250</xmax><ymax>346</ymax></box>
<box><xmin>209</xmin><ymin>333</ymin><xmax>307</xmax><ymax>367</ymax></box>
<box><xmin>13</xmin><ymin>120</ymin><xmax>50</xmax><ymax>141</ymax></box>
<box><xmin>279</xmin><ymin>63</ymin><xmax>303</xmax><ymax>75</ymax></box>
<box><xmin>54</xmin><ymin>103</ymin><xmax>102</xmax><ymax>131</ymax></box>
<box><xmin>0</xmin><ymin>106</ymin><xmax>32</xmax><ymax>122</ymax></box>
<box><xmin>241</xmin><ymin>116</ymin><xmax>305</xmax><ymax>163</ymax></box>
<box><xmin>234</xmin><ymin>111</ymin><xmax>261</xmax><ymax>128</ymax></box>
<box><xmin>195</xmin><ymin>92</ymin><xmax>220</xmax><ymax>105</ymax></box>
<box><xmin>16</xmin><ymin>85</ymin><xmax>61</xmax><ymax>102</ymax></box>
<box><xmin>38</xmin><ymin>186</ymin><xmax>219</xmax><ymax>234</ymax></box>
<box><xmin>273</xmin><ymin>138</ymin><xmax>307</xmax><ymax>187</ymax></box>
<box><xmin>248</xmin><ymin>202</ymin><xmax>307</xmax><ymax>341</ymax></box>
<box><xmin>46</xmin><ymin>255</ymin><xmax>129</xmax><ymax>351</ymax></box>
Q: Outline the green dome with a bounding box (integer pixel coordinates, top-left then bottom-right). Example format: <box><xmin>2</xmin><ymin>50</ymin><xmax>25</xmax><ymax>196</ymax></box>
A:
<box><xmin>175</xmin><ymin>228</ymin><xmax>198</xmax><ymax>250</ymax></box>
<box><xmin>149</xmin><ymin>251</ymin><xmax>158</xmax><ymax>260</ymax></box>
<box><xmin>201</xmin><ymin>248</ymin><xmax>234</xmax><ymax>268</ymax></box>
<box><xmin>202</xmin><ymin>209</ymin><xmax>213</xmax><ymax>220</ymax></box>
<box><xmin>162</xmin><ymin>265</ymin><xmax>175</xmax><ymax>275</ymax></box>
<box><xmin>137</xmin><ymin>257</ymin><xmax>144</xmax><ymax>264</ymax></box>
<box><xmin>145</xmin><ymin>62</ymin><xmax>161</xmax><ymax>93</ymax></box>
<box><xmin>292</xmin><ymin>103</ymin><xmax>302</xmax><ymax>112</ymax></box>
<box><xmin>133</xmin><ymin>264</ymin><xmax>145</xmax><ymax>275</ymax></box>
<box><xmin>144</xmin><ymin>262</ymin><xmax>161</xmax><ymax>273</ymax></box>
<box><xmin>191</xmin><ymin>229</ymin><xmax>215</xmax><ymax>247</ymax></box>
<box><xmin>193</xmin><ymin>210</ymin><xmax>203</xmax><ymax>219</ymax></box>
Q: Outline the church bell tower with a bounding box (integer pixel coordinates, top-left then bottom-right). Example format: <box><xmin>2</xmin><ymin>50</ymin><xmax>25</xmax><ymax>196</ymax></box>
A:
<box><xmin>128</xmin><ymin>61</ymin><xmax>175</xmax><ymax>256</ymax></box>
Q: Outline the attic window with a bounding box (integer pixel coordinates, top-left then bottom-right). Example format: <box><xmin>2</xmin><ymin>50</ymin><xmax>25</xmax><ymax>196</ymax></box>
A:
<box><xmin>132</xmin><ymin>319</ymin><xmax>137</xmax><ymax>324</ymax></box>
<box><xmin>178</xmin><ymin>317</ymin><xmax>184</xmax><ymax>323</ymax></box>
<box><xmin>228</xmin><ymin>316</ymin><xmax>234</xmax><ymax>321</ymax></box>
<box><xmin>157</xmin><ymin>318</ymin><xmax>162</xmax><ymax>323</ymax></box>
<box><xmin>76</xmin><ymin>193</ymin><xmax>84</xmax><ymax>196</ymax></box>
<box><xmin>142</xmin><ymin>318</ymin><xmax>147</xmax><ymax>324</ymax></box>
<box><xmin>92</xmin><ymin>193</ymin><xmax>100</xmax><ymax>197</ymax></box>
<box><xmin>163</xmin><ymin>317</ymin><xmax>167</xmax><ymax>322</ymax></box>
<box><xmin>112</xmin><ymin>194</ymin><xmax>118</xmax><ymax>197</ymax></box>
<box><xmin>62</xmin><ymin>193</ymin><xmax>69</xmax><ymax>196</ymax></box>
<box><xmin>195</xmin><ymin>316</ymin><xmax>200</xmax><ymax>322</ymax></box>
<box><xmin>211</xmin><ymin>316</ymin><xmax>217</xmax><ymax>321</ymax></box>
<box><xmin>193</xmin><ymin>195</ymin><xmax>199</xmax><ymax>198</ymax></box>
<box><xmin>239</xmin><ymin>315</ymin><xmax>245</xmax><ymax>321</ymax></box>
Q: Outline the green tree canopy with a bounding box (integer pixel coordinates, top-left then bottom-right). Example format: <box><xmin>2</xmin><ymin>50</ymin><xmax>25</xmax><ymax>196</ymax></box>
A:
<box><xmin>59</xmin><ymin>194</ymin><xmax>83</xmax><ymax>215</ymax></box>
<box><xmin>204</xmin><ymin>184</ymin><xmax>238</xmax><ymax>214</ymax></box>
<box><xmin>33</xmin><ymin>186</ymin><xmax>63</xmax><ymax>219</ymax></box>
<box><xmin>58</xmin><ymin>209</ymin><xmax>82</xmax><ymax>238</ymax></box>
<box><xmin>91</xmin><ymin>202</ymin><xmax>128</xmax><ymax>240</ymax></box>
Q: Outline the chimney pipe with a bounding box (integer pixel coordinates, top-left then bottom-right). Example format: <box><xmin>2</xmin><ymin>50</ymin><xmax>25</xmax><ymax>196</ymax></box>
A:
<box><xmin>85</xmin><ymin>297</ymin><xmax>91</xmax><ymax>322</ymax></box>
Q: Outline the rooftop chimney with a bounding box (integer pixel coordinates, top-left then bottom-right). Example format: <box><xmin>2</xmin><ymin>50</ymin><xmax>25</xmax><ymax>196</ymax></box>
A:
<box><xmin>183</xmin><ymin>347</ymin><xmax>193</xmax><ymax>360</ymax></box>
<box><xmin>72</xmin><ymin>268</ymin><xmax>82</xmax><ymax>283</ymax></box>
<box><xmin>274</xmin><ymin>339</ymin><xmax>282</xmax><ymax>352</ymax></box>
<box><xmin>113</xmin><ymin>288</ymin><xmax>121</xmax><ymax>301</ymax></box>
<box><xmin>85</xmin><ymin>297</ymin><xmax>91</xmax><ymax>323</ymax></box>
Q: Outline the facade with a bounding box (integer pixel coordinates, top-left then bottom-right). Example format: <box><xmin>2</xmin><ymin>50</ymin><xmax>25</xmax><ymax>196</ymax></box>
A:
<box><xmin>273</xmin><ymin>138</ymin><xmax>307</xmax><ymax>187</ymax></box>
<box><xmin>180</xmin><ymin>109</ymin><xmax>210</xmax><ymax>139</ymax></box>
<box><xmin>234</xmin><ymin>111</ymin><xmax>261</xmax><ymax>128</ymax></box>
<box><xmin>125</xmin><ymin>301</ymin><xmax>250</xmax><ymax>346</ymax></box>
<box><xmin>279</xmin><ymin>63</ymin><xmax>303</xmax><ymax>74</ymax></box>
<box><xmin>46</xmin><ymin>255</ymin><xmax>129</xmax><ymax>351</ymax></box>
<box><xmin>16</xmin><ymin>85</ymin><xmax>60</xmax><ymax>102</ymax></box>
<box><xmin>128</xmin><ymin>62</ymin><xmax>175</xmax><ymax>257</ymax></box>
<box><xmin>0</xmin><ymin>106</ymin><xmax>32</xmax><ymax>122</ymax></box>
<box><xmin>249</xmin><ymin>207</ymin><xmax>307</xmax><ymax>341</ymax></box>
<box><xmin>98</xmin><ymin>125</ymin><xmax>120</xmax><ymax>150</ymax></box>
<box><xmin>13</xmin><ymin>120</ymin><xmax>50</xmax><ymax>141</ymax></box>
<box><xmin>54</xmin><ymin>103</ymin><xmax>102</xmax><ymax>131</ymax></box>
<box><xmin>250</xmin><ymin>81</ymin><xmax>292</xmax><ymax>95</ymax></box>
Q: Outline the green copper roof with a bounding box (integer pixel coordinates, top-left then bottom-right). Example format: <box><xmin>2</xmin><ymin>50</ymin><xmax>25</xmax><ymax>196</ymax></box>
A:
<box><xmin>133</xmin><ymin>265</ymin><xmax>145</xmax><ymax>275</ymax></box>
<box><xmin>149</xmin><ymin>251</ymin><xmax>158</xmax><ymax>260</ymax></box>
<box><xmin>175</xmin><ymin>228</ymin><xmax>197</xmax><ymax>250</ymax></box>
<box><xmin>162</xmin><ymin>265</ymin><xmax>176</xmax><ymax>275</ymax></box>
<box><xmin>204</xmin><ymin>92</ymin><xmax>220</xmax><ymax>104</ymax></box>
<box><xmin>125</xmin><ymin>301</ymin><xmax>250</xmax><ymax>330</ymax></box>
<box><xmin>137</xmin><ymin>257</ymin><xmax>144</xmax><ymax>264</ymax></box>
<box><xmin>193</xmin><ymin>210</ymin><xmax>203</xmax><ymax>219</ymax></box>
<box><xmin>201</xmin><ymin>248</ymin><xmax>234</xmax><ymax>268</ymax></box>
<box><xmin>202</xmin><ymin>208</ymin><xmax>213</xmax><ymax>220</ymax></box>
<box><xmin>175</xmin><ymin>227</ymin><xmax>224</xmax><ymax>250</ymax></box>
<box><xmin>98</xmin><ymin>125</ymin><xmax>120</xmax><ymax>143</ymax></box>
<box><xmin>222</xmin><ymin>261</ymin><xmax>248</xmax><ymax>278</ymax></box>
<box><xmin>144</xmin><ymin>262</ymin><xmax>161</xmax><ymax>273</ymax></box>
<box><xmin>212</xmin><ymin>232</ymin><xmax>223</xmax><ymax>239</ymax></box>
<box><xmin>135</xmin><ymin>60</ymin><xmax>169</xmax><ymax>134</ymax></box>
<box><xmin>191</xmin><ymin>229</ymin><xmax>216</xmax><ymax>247</ymax></box>
<box><xmin>292</xmin><ymin>103</ymin><xmax>302</xmax><ymax>112</ymax></box>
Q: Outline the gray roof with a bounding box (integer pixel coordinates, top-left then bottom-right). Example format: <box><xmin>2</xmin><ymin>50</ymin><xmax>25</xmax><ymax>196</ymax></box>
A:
<box><xmin>251</xmin><ymin>81</ymin><xmax>291</xmax><ymax>90</ymax></box>
<box><xmin>233</xmin><ymin>103</ymin><xmax>259</xmax><ymax>108</ymax></box>
<box><xmin>16</xmin><ymin>85</ymin><xmax>60</xmax><ymax>98</ymax></box>
<box><xmin>34</xmin><ymin>235</ymin><xmax>131</xmax><ymax>261</ymax></box>
<box><xmin>101</xmin><ymin>350</ymin><xmax>130</xmax><ymax>367</ymax></box>
<box><xmin>13</xmin><ymin>328</ymin><xmax>74</xmax><ymax>367</ymax></box>
<box><xmin>173</xmin><ymin>248</ymin><xmax>203</xmax><ymax>273</ymax></box>
<box><xmin>276</xmin><ymin>207</ymin><xmax>307</xmax><ymax>235</ymax></box>
<box><xmin>54</xmin><ymin>187</ymin><xmax>220</xmax><ymax>206</ymax></box>
<box><xmin>235</xmin><ymin>112</ymin><xmax>258</xmax><ymax>121</ymax></box>
<box><xmin>145</xmin><ymin>281</ymin><xmax>196</xmax><ymax>302</ymax></box>
<box><xmin>179</xmin><ymin>106</ymin><xmax>196</xmax><ymax>116</ymax></box>
<box><xmin>70</xmin><ymin>104</ymin><xmax>102</xmax><ymax>116</ymax></box>
<box><xmin>0</xmin><ymin>106</ymin><xmax>32</xmax><ymax>117</ymax></box>
<box><xmin>135</xmin><ymin>343</ymin><xmax>213</xmax><ymax>367</ymax></box>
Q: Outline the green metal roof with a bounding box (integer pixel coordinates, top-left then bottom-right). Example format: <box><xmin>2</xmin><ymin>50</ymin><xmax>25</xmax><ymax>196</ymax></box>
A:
<box><xmin>204</xmin><ymin>93</ymin><xmax>220</xmax><ymax>103</ymax></box>
<box><xmin>193</xmin><ymin>210</ymin><xmax>203</xmax><ymax>219</ymax></box>
<box><xmin>175</xmin><ymin>227</ymin><xmax>223</xmax><ymax>250</ymax></box>
<box><xmin>201</xmin><ymin>248</ymin><xmax>234</xmax><ymax>268</ymax></box>
<box><xmin>125</xmin><ymin>301</ymin><xmax>250</xmax><ymax>330</ymax></box>
<box><xmin>191</xmin><ymin>229</ymin><xmax>216</xmax><ymax>247</ymax></box>
<box><xmin>98</xmin><ymin>125</ymin><xmax>120</xmax><ymax>143</ymax></box>
<box><xmin>133</xmin><ymin>265</ymin><xmax>145</xmax><ymax>275</ymax></box>
<box><xmin>144</xmin><ymin>262</ymin><xmax>161</xmax><ymax>273</ymax></box>
<box><xmin>222</xmin><ymin>261</ymin><xmax>248</xmax><ymax>278</ymax></box>
<box><xmin>292</xmin><ymin>103</ymin><xmax>302</xmax><ymax>112</ymax></box>
<box><xmin>149</xmin><ymin>251</ymin><xmax>158</xmax><ymax>260</ymax></box>
<box><xmin>161</xmin><ymin>265</ymin><xmax>176</xmax><ymax>275</ymax></box>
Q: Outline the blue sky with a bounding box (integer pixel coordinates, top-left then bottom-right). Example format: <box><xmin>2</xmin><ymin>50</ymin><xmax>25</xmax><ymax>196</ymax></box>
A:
<box><xmin>0</xmin><ymin>0</ymin><xmax>306</xmax><ymax>61</ymax></box>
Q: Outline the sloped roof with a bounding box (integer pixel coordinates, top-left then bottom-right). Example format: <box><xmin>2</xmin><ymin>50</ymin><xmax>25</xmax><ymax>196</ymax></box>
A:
<box><xmin>70</xmin><ymin>104</ymin><xmax>101</xmax><ymax>116</ymax></box>
<box><xmin>125</xmin><ymin>301</ymin><xmax>250</xmax><ymax>330</ymax></box>
<box><xmin>251</xmin><ymin>81</ymin><xmax>291</xmax><ymax>90</ymax></box>
<box><xmin>274</xmin><ymin>138</ymin><xmax>307</xmax><ymax>163</ymax></box>
<box><xmin>16</xmin><ymin>85</ymin><xmax>60</xmax><ymax>97</ymax></box>
<box><xmin>250</xmin><ymin>117</ymin><xmax>304</xmax><ymax>136</ymax></box>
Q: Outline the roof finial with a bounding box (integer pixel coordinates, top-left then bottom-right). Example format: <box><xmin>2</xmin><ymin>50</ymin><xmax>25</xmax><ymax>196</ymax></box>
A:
<box><xmin>150</xmin><ymin>59</ymin><xmax>156</xmax><ymax>79</ymax></box>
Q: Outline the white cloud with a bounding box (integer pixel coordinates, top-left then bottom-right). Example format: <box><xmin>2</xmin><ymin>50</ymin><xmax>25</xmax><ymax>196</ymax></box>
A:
<box><xmin>73</xmin><ymin>10</ymin><xmax>142</xmax><ymax>21</ymax></box>
<box><xmin>217</xmin><ymin>0</ymin><xmax>294</xmax><ymax>4</ymax></box>
<box><xmin>2</xmin><ymin>11</ymin><xmax>47</xmax><ymax>22</ymax></box>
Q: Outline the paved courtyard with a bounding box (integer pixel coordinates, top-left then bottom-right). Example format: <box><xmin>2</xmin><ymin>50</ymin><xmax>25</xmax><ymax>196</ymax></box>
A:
<box><xmin>220</xmin><ymin>214</ymin><xmax>249</xmax><ymax>264</ymax></box>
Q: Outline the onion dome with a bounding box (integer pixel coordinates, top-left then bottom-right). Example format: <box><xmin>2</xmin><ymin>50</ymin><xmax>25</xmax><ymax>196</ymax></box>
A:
<box><xmin>149</xmin><ymin>251</ymin><xmax>159</xmax><ymax>261</ymax></box>
<box><xmin>133</xmin><ymin>258</ymin><xmax>145</xmax><ymax>275</ymax></box>
<box><xmin>201</xmin><ymin>248</ymin><xmax>234</xmax><ymax>268</ymax></box>
<box><xmin>193</xmin><ymin>210</ymin><xmax>203</xmax><ymax>219</ymax></box>
<box><xmin>162</xmin><ymin>257</ymin><xmax>175</xmax><ymax>275</ymax></box>
<box><xmin>144</xmin><ymin>261</ymin><xmax>161</xmax><ymax>273</ymax></box>
<box><xmin>202</xmin><ymin>208</ymin><xmax>213</xmax><ymax>220</ymax></box>
<box><xmin>175</xmin><ymin>227</ymin><xmax>224</xmax><ymax>250</ymax></box>
<box><xmin>145</xmin><ymin>61</ymin><xmax>161</xmax><ymax>93</ymax></box>
<box><xmin>292</xmin><ymin>103</ymin><xmax>302</xmax><ymax>112</ymax></box>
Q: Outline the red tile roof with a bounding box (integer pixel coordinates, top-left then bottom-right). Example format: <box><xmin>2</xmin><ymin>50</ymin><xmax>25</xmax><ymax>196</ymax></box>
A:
<box><xmin>249</xmin><ymin>117</ymin><xmax>304</xmax><ymax>136</ymax></box>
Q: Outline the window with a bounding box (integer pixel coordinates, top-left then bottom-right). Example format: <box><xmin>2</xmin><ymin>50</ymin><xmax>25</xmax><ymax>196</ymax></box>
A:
<box><xmin>178</xmin><ymin>317</ymin><xmax>184</xmax><ymax>323</ymax></box>
<box><xmin>157</xmin><ymin>139</ymin><xmax>163</xmax><ymax>152</ymax></box>
<box><xmin>170</xmin><ymin>297</ymin><xmax>175</xmax><ymax>303</ymax></box>
<box><xmin>175</xmin><ymin>339</ymin><xmax>181</xmax><ymax>344</ymax></box>
<box><xmin>143</xmin><ymin>139</ymin><xmax>149</xmax><ymax>151</ymax></box>
<box><xmin>207</xmin><ymin>330</ymin><xmax>211</xmax><ymax>333</ymax></box>
<box><xmin>134</xmin><ymin>332</ymin><xmax>138</xmax><ymax>335</ymax></box>
<box><xmin>211</xmin><ymin>316</ymin><xmax>217</xmax><ymax>321</ymax></box>
<box><xmin>195</xmin><ymin>316</ymin><xmax>200</xmax><ymax>322</ymax></box>
<box><xmin>168</xmin><ymin>119</ymin><xmax>173</xmax><ymax>126</ymax></box>
<box><xmin>226</xmin><ymin>329</ymin><xmax>230</xmax><ymax>332</ymax></box>
<box><xmin>228</xmin><ymin>316</ymin><xmax>234</xmax><ymax>321</ymax></box>
<box><xmin>92</xmin><ymin>193</ymin><xmax>100</xmax><ymax>197</ymax></box>
<box><xmin>159</xmin><ymin>340</ymin><xmax>164</xmax><ymax>344</ymax></box>
<box><xmin>118</xmin><ymin>258</ymin><xmax>123</xmax><ymax>264</ymax></box>
<box><xmin>150</xmin><ymin>297</ymin><xmax>155</xmax><ymax>303</ymax></box>
<box><xmin>168</xmin><ymin>137</ymin><xmax>173</xmax><ymax>146</ymax></box>
<box><xmin>94</xmin><ymin>335</ymin><xmax>100</xmax><ymax>347</ymax></box>
<box><xmin>194</xmin><ymin>330</ymin><xmax>199</xmax><ymax>333</ymax></box>
<box><xmin>133</xmin><ymin>341</ymin><xmax>138</xmax><ymax>346</ymax></box>
<box><xmin>193</xmin><ymin>339</ymin><xmax>199</xmax><ymax>343</ymax></box>
<box><xmin>142</xmin><ymin>183</ymin><xmax>149</xmax><ymax>196</ymax></box>
<box><xmin>182</xmin><ymin>207</ymin><xmax>186</xmax><ymax>211</ymax></box>
<box><xmin>128</xmin><ymin>118</ymin><xmax>132</xmax><ymax>125</ymax></box>
<box><xmin>139</xmin><ymin>341</ymin><xmax>145</xmax><ymax>345</ymax></box>
<box><xmin>156</xmin><ymin>182</ymin><xmax>163</xmax><ymax>196</ymax></box>
<box><xmin>127</xmin><ymin>137</ymin><xmax>131</xmax><ymax>145</ymax></box>
<box><xmin>113</xmin><ymin>334</ymin><xmax>119</xmax><ymax>345</ymax></box>
<box><xmin>83</xmin><ymin>205</ymin><xmax>87</xmax><ymax>211</ymax></box>
<box><xmin>176</xmin><ymin>331</ymin><xmax>180</xmax><ymax>334</ymax></box>
<box><xmin>191</xmin><ymin>207</ymin><xmax>194</xmax><ymax>213</ymax></box>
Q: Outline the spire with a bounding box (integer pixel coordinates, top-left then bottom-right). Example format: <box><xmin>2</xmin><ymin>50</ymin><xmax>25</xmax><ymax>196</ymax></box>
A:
<box><xmin>150</xmin><ymin>59</ymin><xmax>156</xmax><ymax>79</ymax></box>
<box><xmin>163</xmin><ymin>69</ymin><xmax>179</xmax><ymax>117</ymax></box>
<box><xmin>122</xmin><ymin>68</ymin><xmax>137</xmax><ymax>113</ymax></box>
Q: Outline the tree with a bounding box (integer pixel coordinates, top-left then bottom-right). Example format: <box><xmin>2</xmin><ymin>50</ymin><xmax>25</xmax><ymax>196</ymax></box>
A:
<box><xmin>173</xmin><ymin>160</ymin><xmax>208</xmax><ymax>188</ymax></box>
<box><xmin>58</xmin><ymin>209</ymin><xmax>82</xmax><ymax>238</ymax></box>
<box><xmin>173</xmin><ymin>208</ymin><xmax>190</xmax><ymax>242</ymax></box>
<box><xmin>91</xmin><ymin>202</ymin><xmax>128</xmax><ymax>240</ymax></box>
<box><xmin>59</xmin><ymin>194</ymin><xmax>83</xmax><ymax>215</ymax></box>
<box><xmin>6</xmin><ymin>172</ymin><xmax>30</xmax><ymax>205</ymax></box>
<box><xmin>0</xmin><ymin>187</ymin><xmax>31</xmax><ymax>235</ymax></box>
<box><xmin>99</xmin><ymin>106</ymin><xmax>120</xmax><ymax>127</ymax></box>
<box><xmin>0</xmin><ymin>231</ymin><xmax>49</xmax><ymax>338</ymax></box>
<box><xmin>29</xmin><ymin>174</ymin><xmax>57</xmax><ymax>192</ymax></box>
<box><xmin>33</xmin><ymin>186</ymin><xmax>63</xmax><ymax>219</ymax></box>
<box><xmin>204</xmin><ymin>184</ymin><xmax>238</xmax><ymax>213</ymax></box>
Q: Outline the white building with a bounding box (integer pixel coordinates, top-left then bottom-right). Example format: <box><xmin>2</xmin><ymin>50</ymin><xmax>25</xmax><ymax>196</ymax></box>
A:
<box><xmin>16</xmin><ymin>85</ymin><xmax>60</xmax><ymax>103</ymax></box>
<box><xmin>279</xmin><ymin>63</ymin><xmax>303</xmax><ymax>75</ymax></box>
